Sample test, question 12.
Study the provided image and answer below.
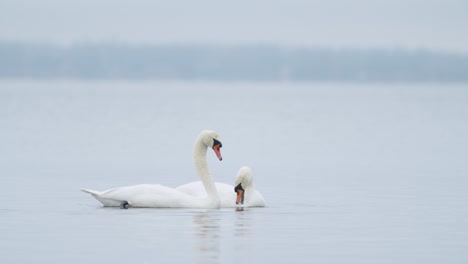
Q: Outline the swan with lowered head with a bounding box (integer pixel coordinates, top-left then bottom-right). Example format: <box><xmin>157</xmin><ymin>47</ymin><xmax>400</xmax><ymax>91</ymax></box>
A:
<box><xmin>176</xmin><ymin>166</ymin><xmax>265</xmax><ymax>207</ymax></box>
<box><xmin>81</xmin><ymin>130</ymin><xmax>223</xmax><ymax>209</ymax></box>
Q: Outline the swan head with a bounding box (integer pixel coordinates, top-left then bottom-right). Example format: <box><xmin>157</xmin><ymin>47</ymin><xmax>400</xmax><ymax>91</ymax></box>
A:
<box><xmin>234</xmin><ymin>166</ymin><xmax>253</xmax><ymax>204</ymax></box>
<box><xmin>199</xmin><ymin>130</ymin><xmax>223</xmax><ymax>161</ymax></box>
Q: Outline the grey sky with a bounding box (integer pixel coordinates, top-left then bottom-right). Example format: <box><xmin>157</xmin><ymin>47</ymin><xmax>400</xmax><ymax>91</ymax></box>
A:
<box><xmin>1</xmin><ymin>0</ymin><xmax>468</xmax><ymax>53</ymax></box>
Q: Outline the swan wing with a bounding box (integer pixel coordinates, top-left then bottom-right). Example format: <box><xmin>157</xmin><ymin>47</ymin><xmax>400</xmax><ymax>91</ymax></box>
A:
<box><xmin>246</xmin><ymin>190</ymin><xmax>266</xmax><ymax>207</ymax></box>
<box><xmin>175</xmin><ymin>181</ymin><xmax>206</xmax><ymax>197</ymax></box>
<box><xmin>82</xmin><ymin>184</ymin><xmax>213</xmax><ymax>208</ymax></box>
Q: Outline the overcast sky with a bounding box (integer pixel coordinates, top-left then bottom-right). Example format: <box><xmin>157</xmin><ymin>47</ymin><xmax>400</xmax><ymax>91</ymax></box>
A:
<box><xmin>1</xmin><ymin>0</ymin><xmax>467</xmax><ymax>53</ymax></box>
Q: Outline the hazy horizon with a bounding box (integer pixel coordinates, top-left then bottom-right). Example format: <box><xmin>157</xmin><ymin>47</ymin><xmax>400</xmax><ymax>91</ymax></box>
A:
<box><xmin>2</xmin><ymin>42</ymin><xmax>467</xmax><ymax>82</ymax></box>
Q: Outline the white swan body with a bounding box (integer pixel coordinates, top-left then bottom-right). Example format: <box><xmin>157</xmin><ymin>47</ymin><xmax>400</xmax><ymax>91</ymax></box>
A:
<box><xmin>176</xmin><ymin>166</ymin><xmax>266</xmax><ymax>207</ymax></box>
<box><xmin>82</xmin><ymin>130</ymin><xmax>223</xmax><ymax>208</ymax></box>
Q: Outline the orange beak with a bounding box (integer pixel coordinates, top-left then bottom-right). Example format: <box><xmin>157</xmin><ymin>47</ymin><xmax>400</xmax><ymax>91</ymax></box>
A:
<box><xmin>236</xmin><ymin>189</ymin><xmax>245</xmax><ymax>205</ymax></box>
<box><xmin>212</xmin><ymin>145</ymin><xmax>222</xmax><ymax>161</ymax></box>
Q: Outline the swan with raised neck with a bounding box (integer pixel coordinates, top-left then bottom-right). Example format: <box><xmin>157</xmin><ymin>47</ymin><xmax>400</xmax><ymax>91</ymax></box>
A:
<box><xmin>81</xmin><ymin>130</ymin><xmax>223</xmax><ymax>208</ymax></box>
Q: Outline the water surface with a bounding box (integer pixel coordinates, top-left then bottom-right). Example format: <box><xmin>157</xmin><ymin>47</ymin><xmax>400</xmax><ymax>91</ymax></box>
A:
<box><xmin>1</xmin><ymin>81</ymin><xmax>467</xmax><ymax>263</ymax></box>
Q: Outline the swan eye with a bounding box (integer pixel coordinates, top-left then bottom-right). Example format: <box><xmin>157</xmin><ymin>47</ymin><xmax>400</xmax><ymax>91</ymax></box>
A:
<box><xmin>234</xmin><ymin>183</ymin><xmax>243</xmax><ymax>192</ymax></box>
<box><xmin>213</xmin><ymin>138</ymin><xmax>222</xmax><ymax>148</ymax></box>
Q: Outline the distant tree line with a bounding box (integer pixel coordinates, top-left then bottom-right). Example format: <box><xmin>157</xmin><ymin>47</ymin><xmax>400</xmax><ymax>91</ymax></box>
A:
<box><xmin>1</xmin><ymin>42</ymin><xmax>467</xmax><ymax>82</ymax></box>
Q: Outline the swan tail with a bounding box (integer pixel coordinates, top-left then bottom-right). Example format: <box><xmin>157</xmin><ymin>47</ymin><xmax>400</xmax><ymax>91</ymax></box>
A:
<box><xmin>81</xmin><ymin>188</ymin><xmax>122</xmax><ymax>207</ymax></box>
<box><xmin>81</xmin><ymin>188</ymin><xmax>101</xmax><ymax>195</ymax></box>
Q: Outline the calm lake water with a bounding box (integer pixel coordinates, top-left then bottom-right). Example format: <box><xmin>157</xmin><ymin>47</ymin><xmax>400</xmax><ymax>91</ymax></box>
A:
<box><xmin>1</xmin><ymin>80</ymin><xmax>468</xmax><ymax>263</ymax></box>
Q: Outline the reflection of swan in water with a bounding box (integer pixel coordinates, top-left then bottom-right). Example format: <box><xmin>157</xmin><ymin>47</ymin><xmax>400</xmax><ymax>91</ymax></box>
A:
<box><xmin>177</xmin><ymin>167</ymin><xmax>266</xmax><ymax>207</ymax></box>
<box><xmin>81</xmin><ymin>130</ymin><xmax>223</xmax><ymax>208</ymax></box>
<box><xmin>192</xmin><ymin>212</ymin><xmax>221</xmax><ymax>264</ymax></box>
<box><xmin>234</xmin><ymin>208</ymin><xmax>253</xmax><ymax>239</ymax></box>
<box><xmin>191</xmin><ymin>209</ymin><xmax>255</xmax><ymax>262</ymax></box>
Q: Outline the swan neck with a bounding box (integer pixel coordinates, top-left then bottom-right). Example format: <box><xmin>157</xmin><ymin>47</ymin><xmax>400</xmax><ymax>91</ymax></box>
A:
<box><xmin>246</xmin><ymin>183</ymin><xmax>255</xmax><ymax>190</ymax></box>
<box><xmin>245</xmin><ymin>184</ymin><xmax>255</xmax><ymax>194</ymax></box>
<box><xmin>193</xmin><ymin>140</ymin><xmax>219</xmax><ymax>202</ymax></box>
